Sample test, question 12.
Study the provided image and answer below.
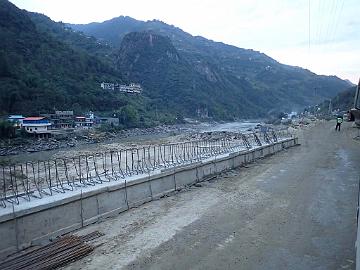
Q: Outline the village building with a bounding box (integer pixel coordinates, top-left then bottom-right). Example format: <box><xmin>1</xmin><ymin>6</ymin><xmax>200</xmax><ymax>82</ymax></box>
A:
<box><xmin>52</xmin><ymin>111</ymin><xmax>74</xmax><ymax>129</ymax></box>
<box><xmin>74</xmin><ymin>116</ymin><xmax>94</xmax><ymax>128</ymax></box>
<box><xmin>41</xmin><ymin>111</ymin><xmax>74</xmax><ymax>129</ymax></box>
<box><xmin>100</xmin><ymin>82</ymin><xmax>143</xmax><ymax>94</ymax></box>
<box><xmin>22</xmin><ymin>117</ymin><xmax>52</xmax><ymax>137</ymax></box>
<box><xmin>7</xmin><ymin>115</ymin><xmax>25</xmax><ymax>128</ymax></box>
<box><xmin>96</xmin><ymin>117</ymin><xmax>120</xmax><ymax>127</ymax></box>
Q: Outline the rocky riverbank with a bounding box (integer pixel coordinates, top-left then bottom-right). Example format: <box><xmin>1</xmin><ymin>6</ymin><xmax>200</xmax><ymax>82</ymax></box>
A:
<box><xmin>0</xmin><ymin>120</ymin><xmax>297</xmax><ymax>162</ymax></box>
<box><xmin>0</xmin><ymin>124</ymin><xmax>201</xmax><ymax>157</ymax></box>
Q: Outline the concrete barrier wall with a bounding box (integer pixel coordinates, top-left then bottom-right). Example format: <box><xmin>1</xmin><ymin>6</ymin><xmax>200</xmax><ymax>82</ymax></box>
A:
<box><xmin>0</xmin><ymin>137</ymin><xmax>298</xmax><ymax>259</ymax></box>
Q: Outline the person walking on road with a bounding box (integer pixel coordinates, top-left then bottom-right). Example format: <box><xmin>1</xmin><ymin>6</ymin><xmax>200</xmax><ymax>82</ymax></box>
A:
<box><xmin>335</xmin><ymin>115</ymin><xmax>343</xmax><ymax>131</ymax></box>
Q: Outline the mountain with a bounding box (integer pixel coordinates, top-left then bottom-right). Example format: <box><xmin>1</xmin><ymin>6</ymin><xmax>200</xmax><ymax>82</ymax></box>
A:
<box><xmin>0</xmin><ymin>0</ymin><xmax>133</xmax><ymax>116</ymax></box>
<box><xmin>70</xmin><ymin>16</ymin><xmax>351</xmax><ymax>117</ymax></box>
<box><xmin>316</xmin><ymin>86</ymin><xmax>356</xmax><ymax>113</ymax></box>
<box><xmin>0</xmin><ymin>0</ymin><xmax>352</xmax><ymax>124</ymax></box>
<box><xmin>116</xmin><ymin>32</ymin><xmax>265</xmax><ymax>119</ymax></box>
<box><xmin>28</xmin><ymin>12</ymin><xmax>115</xmax><ymax>64</ymax></box>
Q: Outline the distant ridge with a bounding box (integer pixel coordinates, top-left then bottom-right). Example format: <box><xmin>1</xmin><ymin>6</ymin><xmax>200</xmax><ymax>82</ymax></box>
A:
<box><xmin>69</xmin><ymin>15</ymin><xmax>350</xmax><ymax>118</ymax></box>
<box><xmin>0</xmin><ymin>0</ymin><xmax>351</xmax><ymax>125</ymax></box>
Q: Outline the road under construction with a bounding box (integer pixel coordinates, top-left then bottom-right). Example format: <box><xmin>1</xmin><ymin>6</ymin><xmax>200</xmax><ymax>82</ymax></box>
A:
<box><xmin>60</xmin><ymin>121</ymin><xmax>359</xmax><ymax>270</ymax></box>
<box><xmin>0</xmin><ymin>129</ymin><xmax>296</xmax><ymax>261</ymax></box>
<box><xmin>1</xmin><ymin>121</ymin><xmax>359</xmax><ymax>270</ymax></box>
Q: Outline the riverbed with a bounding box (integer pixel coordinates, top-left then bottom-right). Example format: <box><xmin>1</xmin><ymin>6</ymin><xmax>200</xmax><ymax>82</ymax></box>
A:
<box><xmin>0</xmin><ymin>121</ymin><xmax>263</xmax><ymax>164</ymax></box>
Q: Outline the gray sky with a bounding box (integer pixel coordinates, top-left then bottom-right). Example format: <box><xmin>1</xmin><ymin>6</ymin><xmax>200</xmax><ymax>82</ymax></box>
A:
<box><xmin>10</xmin><ymin>0</ymin><xmax>360</xmax><ymax>84</ymax></box>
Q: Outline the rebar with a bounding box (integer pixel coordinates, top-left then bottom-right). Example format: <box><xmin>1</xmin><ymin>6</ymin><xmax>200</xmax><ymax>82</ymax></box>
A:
<box><xmin>0</xmin><ymin>130</ymin><xmax>291</xmax><ymax>207</ymax></box>
<box><xmin>0</xmin><ymin>231</ymin><xmax>103</xmax><ymax>270</ymax></box>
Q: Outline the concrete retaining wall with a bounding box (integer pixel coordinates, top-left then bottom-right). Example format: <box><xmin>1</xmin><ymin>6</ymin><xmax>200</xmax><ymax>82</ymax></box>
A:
<box><xmin>0</xmin><ymin>137</ymin><xmax>298</xmax><ymax>259</ymax></box>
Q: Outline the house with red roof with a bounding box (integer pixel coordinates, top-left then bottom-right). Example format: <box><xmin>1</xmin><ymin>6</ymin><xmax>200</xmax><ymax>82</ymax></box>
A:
<box><xmin>22</xmin><ymin>117</ymin><xmax>52</xmax><ymax>137</ymax></box>
<box><xmin>74</xmin><ymin>114</ymin><xmax>94</xmax><ymax>128</ymax></box>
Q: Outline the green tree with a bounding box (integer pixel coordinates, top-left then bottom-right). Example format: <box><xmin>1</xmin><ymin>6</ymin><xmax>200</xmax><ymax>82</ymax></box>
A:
<box><xmin>0</xmin><ymin>120</ymin><xmax>16</xmax><ymax>139</ymax></box>
<box><xmin>119</xmin><ymin>105</ymin><xmax>139</xmax><ymax>128</ymax></box>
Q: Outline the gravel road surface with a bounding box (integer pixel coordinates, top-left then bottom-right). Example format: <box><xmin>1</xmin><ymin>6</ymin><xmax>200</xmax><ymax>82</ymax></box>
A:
<box><xmin>64</xmin><ymin>121</ymin><xmax>360</xmax><ymax>270</ymax></box>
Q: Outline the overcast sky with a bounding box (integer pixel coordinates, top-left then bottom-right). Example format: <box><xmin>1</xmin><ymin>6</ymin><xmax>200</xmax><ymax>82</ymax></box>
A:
<box><xmin>10</xmin><ymin>0</ymin><xmax>360</xmax><ymax>84</ymax></box>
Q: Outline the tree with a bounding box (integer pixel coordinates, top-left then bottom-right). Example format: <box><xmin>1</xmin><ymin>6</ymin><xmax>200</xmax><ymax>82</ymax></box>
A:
<box><xmin>119</xmin><ymin>105</ymin><xmax>139</xmax><ymax>128</ymax></box>
<box><xmin>0</xmin><ymin>120</ymin><xmax>16</xmax><ymax>139</ymax></box>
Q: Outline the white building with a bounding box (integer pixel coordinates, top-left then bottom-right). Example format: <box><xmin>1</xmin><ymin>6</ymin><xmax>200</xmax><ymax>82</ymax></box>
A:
<box><xmin>100</xmin><ymin>82</ymin><xmax>143</xmax><ymax>94</ymax></box>
<box><xmin>22</xmin><ymin>117</ymin><xmax>52</xmax><ymax>137</ymax></box>
<box><xmin>74</xmin><ymin>116</ymin><xmax>94</xmax><ymax>128</ymax></box>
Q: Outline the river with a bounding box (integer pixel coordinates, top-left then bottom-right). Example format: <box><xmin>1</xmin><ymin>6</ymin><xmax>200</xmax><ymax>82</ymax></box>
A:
<box><xmin>200</xmin><ymin>121</ymin><xmax>262</xmax><ymax>132</ymax></box>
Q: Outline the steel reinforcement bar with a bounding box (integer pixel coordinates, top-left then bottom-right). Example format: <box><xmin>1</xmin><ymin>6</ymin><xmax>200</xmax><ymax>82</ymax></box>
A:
<box><xmin>0</xmin><ymin>130</ymin><xmax>290</xmax><ymax>207</ymax></box>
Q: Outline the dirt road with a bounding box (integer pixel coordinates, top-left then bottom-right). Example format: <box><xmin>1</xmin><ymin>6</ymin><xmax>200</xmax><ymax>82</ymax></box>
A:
<box><xmin>64</xmin><ymin>121</ymin><xmax>360</xmax><ymax>270</ymax></box>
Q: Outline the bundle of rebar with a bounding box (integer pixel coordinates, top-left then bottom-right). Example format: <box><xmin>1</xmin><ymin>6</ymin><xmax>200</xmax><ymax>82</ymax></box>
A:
<box><xmin>79</xmin><ymin>231</ymin><xmax>104</xmax><ymax>242</ymax></box>
<box><xmin>0</xmin><ymin>231</ymin><xmax>104</xmax><ymax>270</ymax></box>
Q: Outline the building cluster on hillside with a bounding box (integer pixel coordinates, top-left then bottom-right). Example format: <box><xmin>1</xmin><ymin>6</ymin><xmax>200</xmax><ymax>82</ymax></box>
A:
<box><xmin>100</xmin><ymin>82</ymin><xmax>143</xmax><ymax>94</ymax></box>
<box><xmin>6</xmin><ymin>111</ymin><xmax>120</xmax><ymax>137</ymax></box>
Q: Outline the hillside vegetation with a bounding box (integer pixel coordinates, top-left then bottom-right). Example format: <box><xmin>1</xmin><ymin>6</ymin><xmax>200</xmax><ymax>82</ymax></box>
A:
<box><xmin>0</xmin><ymin>1</ymin><xmax>129</xmax><ymax>115</ymax></box>
<box><xmin>316</xmin><ymin>87</ymin><xmax>357</xmax><ymax>113</ymax></box>
<box><xmin>70</xmin><ymin>17</ymin><xmax>351</xmax><ymax>115</ymax></box>
<box><xmin>0</xmin><ymin>0</ymin><xmax>352</xmax><ymax>124</ymax></box>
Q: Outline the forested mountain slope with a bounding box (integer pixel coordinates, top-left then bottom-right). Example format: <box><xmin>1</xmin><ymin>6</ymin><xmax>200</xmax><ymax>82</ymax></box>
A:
<box><xmin>70</xmin><ymin>16</ymin><xmax>351</xmax><ymax>117</ymax></box>
<box><xmin>0</xmin><ymin>0</ymin><xmax>351</xmax><ymax>122</ymax></box>
<box><xmin>0</xmin><ymin>1</ymin><xmax>128</xmax><ymax>115</ymax></box>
